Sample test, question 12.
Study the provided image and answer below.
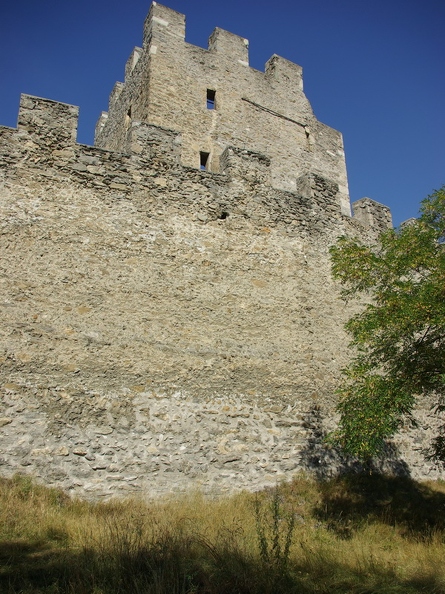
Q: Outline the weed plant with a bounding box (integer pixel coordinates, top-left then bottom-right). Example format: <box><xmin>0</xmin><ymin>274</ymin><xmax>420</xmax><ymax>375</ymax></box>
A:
<box><xmin>0</xmin><ymin>473</ymin><xmax>444</xmax><ymax>593</ymax></box>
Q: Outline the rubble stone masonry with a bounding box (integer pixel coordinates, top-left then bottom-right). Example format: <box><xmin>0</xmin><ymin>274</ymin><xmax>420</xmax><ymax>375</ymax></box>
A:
<box><xmin>0</xmin><ymin>4</ymin><xmax>441</xmax><ymax>499</ymax></box>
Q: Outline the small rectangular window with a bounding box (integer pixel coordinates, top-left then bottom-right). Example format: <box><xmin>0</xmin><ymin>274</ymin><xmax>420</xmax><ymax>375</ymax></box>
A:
<box><xmin>206</xmin><ymin>89</ymin><xmax>216</xmax><ymax>110</ymax></box>
<box><xmin>200</xmin><ymin>151</ymin><xmax>210</xmax><ymax>171</ymax></box>
<box><xmin>125</xmin><ymin>106</ymin><xmax>132</xmax><ymax>129</ymax></box>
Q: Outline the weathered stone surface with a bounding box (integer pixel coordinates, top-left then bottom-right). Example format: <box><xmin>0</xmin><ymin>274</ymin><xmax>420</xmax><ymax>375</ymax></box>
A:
<box><xmin>0</xmin><ymin>3</ymin><xmax>441</xmax><ymax>500</ymax></box>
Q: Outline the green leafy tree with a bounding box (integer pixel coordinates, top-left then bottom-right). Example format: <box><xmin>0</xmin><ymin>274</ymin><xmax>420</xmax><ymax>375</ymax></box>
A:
<box><xmin>329</xmin><ymin>187</ymin><xmax>445</xmax><ymax>461</ymax></box>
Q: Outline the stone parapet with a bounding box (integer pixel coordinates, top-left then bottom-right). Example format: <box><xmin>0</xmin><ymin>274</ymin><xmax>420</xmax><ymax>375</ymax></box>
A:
<box><xmin>126</xmin><ymin>121</ymin><xmax>182</xmax><ymax>163</ymax></box>
<box><xmin>18</xmin><ymin>95</ymin><xmax>78</xmax><ymax>147</ymax></box>
<box><xmin>352</xmin><ymin>197</ymin><xmax>393</xmax><ymax>233</ymax></box>
<box><xmin>220</xmin><ymin>146</ymin><xmax>271</xmax><ymax>185</ymax></box>
<box><xmin>3</xmin><ymin>93</ymin><xmax>356</xmax><ymax>233</ymax></box>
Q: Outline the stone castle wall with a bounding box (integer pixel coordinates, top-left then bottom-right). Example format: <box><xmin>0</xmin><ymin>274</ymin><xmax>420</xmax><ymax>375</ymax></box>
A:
<box><xmin>0</xmin><ymin>5</ymin><xmax>442</xmax><ymax>499</ymax></box>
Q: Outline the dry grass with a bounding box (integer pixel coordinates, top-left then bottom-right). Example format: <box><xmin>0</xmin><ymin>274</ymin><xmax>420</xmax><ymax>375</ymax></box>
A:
<box><xmin>0</xmin><ymin>473</ymin><xmax>445</xmax><ymax>593</ymax></box>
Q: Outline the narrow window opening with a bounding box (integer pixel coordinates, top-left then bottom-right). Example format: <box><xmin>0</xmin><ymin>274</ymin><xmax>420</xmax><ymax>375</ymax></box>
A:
<box><xmin>125</xmin><ymin>106</ymin><xmax>132</xmax><ymax>129</ymax></box>
<box><xmin>206</xmin><ymin>89</ymin><xmax>216</xmax><ymax>110</ymax></box>
<box><xmin>200</xmin><ymin>151</ymin><xmax>210</xmax><ymax>171</ymax></box>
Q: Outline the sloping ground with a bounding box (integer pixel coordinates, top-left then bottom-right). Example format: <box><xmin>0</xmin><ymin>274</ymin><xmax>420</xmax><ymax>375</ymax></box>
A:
<box><xmin>1</xmin><ymin>474</ymin><xmax>445</xmax><ymax>593</ymax></box>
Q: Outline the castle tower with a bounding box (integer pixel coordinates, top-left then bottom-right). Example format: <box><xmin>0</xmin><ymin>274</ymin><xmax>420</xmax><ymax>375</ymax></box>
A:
<box><xmin>95</xmin><ymin>2</ymin><xmax>351</xmax><ymax>216</ymax></box>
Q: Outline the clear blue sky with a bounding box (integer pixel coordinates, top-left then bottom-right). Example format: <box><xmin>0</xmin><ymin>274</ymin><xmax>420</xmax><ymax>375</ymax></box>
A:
<box><xmin>1</xmin><ymin>0</ymin><xmax>443</xmax><ymax>225</ymax></box>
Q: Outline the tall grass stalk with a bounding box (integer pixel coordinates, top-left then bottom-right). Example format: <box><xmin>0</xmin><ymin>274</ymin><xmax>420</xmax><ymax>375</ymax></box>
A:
<box><xmin>254</xmin><ymin>488</ymin><xmax>295</xmax><ymax>571</ymax></box>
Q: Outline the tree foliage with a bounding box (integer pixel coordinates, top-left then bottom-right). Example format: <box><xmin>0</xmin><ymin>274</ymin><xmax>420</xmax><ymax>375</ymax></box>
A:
<box><xmin>329</xmin><ymin>187</ymin><xmax>445</xmax><ymax>461</ymax></box>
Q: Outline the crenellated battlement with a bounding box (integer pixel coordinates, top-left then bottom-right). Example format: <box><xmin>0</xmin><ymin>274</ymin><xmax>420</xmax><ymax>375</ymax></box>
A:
<box><xmin>1</xmin><ymin>93</ymin><xmax>391</xmax><ymax>234</ymax></box>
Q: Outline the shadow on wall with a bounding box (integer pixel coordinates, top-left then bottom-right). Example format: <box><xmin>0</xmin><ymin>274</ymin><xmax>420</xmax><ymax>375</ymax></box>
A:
<box><xmin>299</xmin><ymin>406</ymin><xmax>445</xmax><ymax>541</ymax></box>
<box><xmin>298</xmin><ymin>405</ymin><xmax>410</xmax><ymax>480</ymax></box>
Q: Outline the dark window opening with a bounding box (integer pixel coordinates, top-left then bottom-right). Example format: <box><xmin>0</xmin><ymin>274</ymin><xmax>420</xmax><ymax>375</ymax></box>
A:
<box><xmin>218</xmin><ymin>211</ymin><xmax>229</xmax><ymax>220</ymax></box>
<box><xmin>206</xmin><ymin>89</ymin><xmax>216</xmax><ymax>110</ymax></box>
<box><xmin>125</xmin><ymin>106</ymin><xmax>132</xmax><ymax>129</ymax></box>
<box><xmin>200</xmin><ymin>152</ymin><xmax>210</xmax><ymax>171</ymax></box>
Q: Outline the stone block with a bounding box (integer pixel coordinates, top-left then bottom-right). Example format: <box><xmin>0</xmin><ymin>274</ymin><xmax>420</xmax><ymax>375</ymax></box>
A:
<box><xmin>126</xmin><ymin>122</ymin><xmax>181</xmax><ymax>162</ymax></box>
<box><xmin>265</xmin><ymin>54</ymin><xmax>303</xmax><ymax>91</ymax></box>
<box><xmin>18</xmin><ymin>94</ymin><xmax>78</xmax><ymax>146</ymax></box>
<box><xmin>208</xmin><ymin>28</ymin><xmax>249</xmax><ymax>65</ymax></box>
<box><xmin>352</xmin><ymin>197</ymin><xmax>393</xmax><ymax>232</ymax></box>
<box><xmin>143</xmin><ymin>2</ymin><xmax>185</xmax><ymax>47</ymax></box>
<box><xmin>220</xmin><ymin>146</ymin><xmax>271</xmax><ymax>185</ymax></box>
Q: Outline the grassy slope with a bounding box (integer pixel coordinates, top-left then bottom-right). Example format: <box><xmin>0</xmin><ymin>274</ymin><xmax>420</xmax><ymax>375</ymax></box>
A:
<box><xmin>1</xmin><ymin>473</ymin><xmax>445</xmax><ymax>593</ymax></box>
